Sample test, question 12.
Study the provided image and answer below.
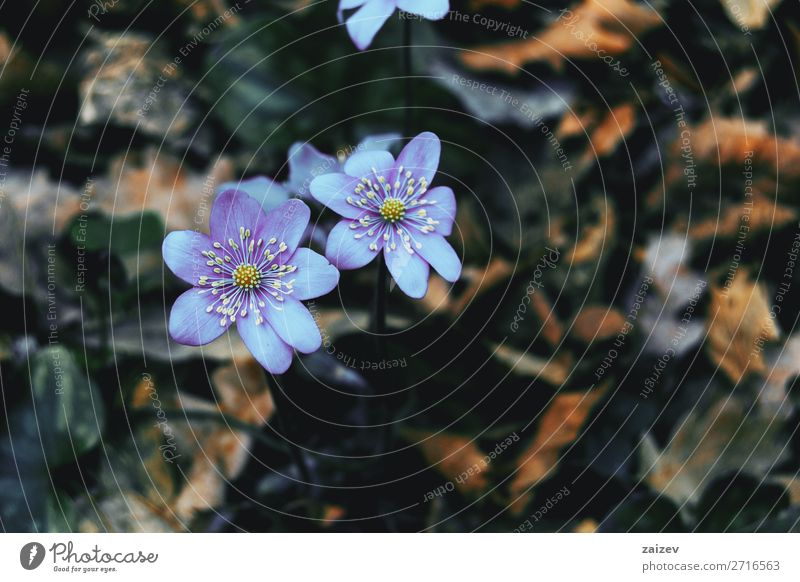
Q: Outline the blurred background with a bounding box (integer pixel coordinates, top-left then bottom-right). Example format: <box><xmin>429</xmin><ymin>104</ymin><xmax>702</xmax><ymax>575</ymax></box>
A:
<box><xmin>1</xmin><ymin>0</ymin><xmax>800</xmax><ymax>532</ymax></box>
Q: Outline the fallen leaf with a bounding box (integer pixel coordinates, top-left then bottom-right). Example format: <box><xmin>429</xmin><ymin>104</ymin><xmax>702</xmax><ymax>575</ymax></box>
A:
<box><xmin>320</xmin><ymin>505</ymin><xmax>346</xmax><ymax>528</ymax></box>
<box><xmin>572</xmin><ymin>306</ymin><xmax>626</xmax><ymax>342</ymax></box>
<box><xmin>88</xmin><ymin>149</ymin><xmax>234</xmax><ymax>232</ymax></box>
<box><xmin>758</xmin><ymin>335</ymin><xmax>800</xmax><ymax>415</ymax></box>
<box><xmin>706</xmin><ymin>273</ymin><xmax>779</xmax><ymax>383</ymax></box>
<box><xmin>79</xmin><ymin>32</ymin><xmax>196</xmax><ymax>137</ymax></box>
<box><xmin>510</xmin><ymin>384</ymin><xmax>609</xmax><ymax>507</ymax></box>
<box><xmin>531</xmin><ymin>291</ymin><xmax>564</xmax><ymax>346</ymax></box>
<box><xmin>584</xmin><ymin>103</ymin><xmax>637</xmax><ymax>159</ymax></box>
<box><xmin>721</xmin><ymin>0</ymin><xmax>782</xmax><ymax>30</ymax></box>
<box><xmin>692</xmin><ymin>117</ymin><xmax>800</xmax><ymax>182</ymax></box>
<box><xmin>689</xmin><ymin>194</ymin><xmax>797</xmax><ymax>240</ymax></box>
<box><xmin>567</xmin><ymin>199</ymin><xmax>616</xmax><ymax>264</ymax></box>
<box><xmin>402</xmin><ymin>428</ymin><xmax>491</xmax><ymax>495</ymax></box>
<box><xmin>573</xmin><ymin>518</ymin><xmax>598</xmax><ymax>532</ymax></box>
<box><xmin>172</xmin><ymin>358</ymin><xmax>274</xmax><ymax>520</ymax></box>
<box><xmin>80</xmin><ymin>492</ymin><xmax>180</xmax><ymax>533</ymax></box>
<box><xmin>640</xmin><ymin>395</ymin><xmax>790</xmax><ymax>507</ymax></box>
<box><xmin>462</xmin><ymin>0</ymin><xmax>662</xmax><ymax>73</ymax></box>
<box><xmin>492</xmin><ymin>343</ymin><xmax>573</xmax><ymax>386</ymax></box>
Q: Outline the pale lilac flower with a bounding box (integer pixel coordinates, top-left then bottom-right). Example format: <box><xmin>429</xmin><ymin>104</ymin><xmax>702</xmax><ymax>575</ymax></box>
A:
<box><xmin>310</xmin><ymin>131</ymin><xmax>460</xmax><ymax>299</ymax></box>
<box><xmin>163</xmin><ymin>190</ymin><xmax>339</xmax><ymax>374</ymax></box>
<box><xmin>339</xmin><ymin>0</ymin><xmax>450</xmax><ymax>50</ymax></box>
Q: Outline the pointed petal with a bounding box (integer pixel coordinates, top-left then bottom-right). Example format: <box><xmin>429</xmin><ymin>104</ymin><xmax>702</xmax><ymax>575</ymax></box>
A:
<box><xmin>397</xmin><ymin>0</ymin><xmax>448</xmax><ymax>19</ymax></box>
<box><xmin>325</xmin><ymin>219</ymin><xmax>382</xmax><ymax>269</ymax></box>
<box><xmin>260</xmin><ymin>198</ymin><xmax>311</xmax><ymax>255</ymax></box>
<box><xmin>343</xmin><ymin>149</ymin><xmax>395</xmax><ymax>179</ymax></box>
<box><xmin>385</xmin><ymin>247</ymin><xmax>429</xmax><ymax>298</ymax></box>
<box><xmin>286</xmin><ymin>142</ymin><xmax>338</xmax><ymax>197</ymax></box>
<box><xmin>162</xmin><ymin>231</ymin><xmax>215</xmax><ymax>285</ymax></box>
<box><xmin>290</xmin><ymin>248</ymin><xmax>340</xmax><ymax>300</ymax></box>
<box><xmin>216</xmin><ymin>176</ymin><xmax>291</xmax><ymax>213</ymax></box>
<box><xmin>415</xmin><ymin>234</ymin><xmax>461</xmax><ymax>282</ymax></box>
<box><xmin>265</xmin><ymin>296</ymin><xmax>322</xmax><ymax>354</ymax></box>
<box><xmin>210</xmin><ymin>189</ymin><xmax>270</xmax><ymax>247</ymax></box>
<box><xmin>310</xmin><ymin>172</ymin><xmax>363</xmax><ymax>218</ymax></box>
<box><xmin>421</xmin><ymin>186</ymin><xmax>456</xmax><ymax>236</ymax></box>
<box><xmin>390</xmin><ymin>131</ymin><xmax>441</xmax><ymax>186</ymax></box>
<box><xmin>169</xmin><ymin>288</ymin><xmax>229</xmax><ymax>346</ymax></box>
<box><xmin>356</xmin><ymin>132</ymin><xmax>401</xmax><ymax>152</ymax></box>
<box><xmin>346</xmin><ymin>0</ymin><xmax>395</xmax><ymax>51</ymax></box>
<box><xmin>237</xmin><ymin>313</ymin><xmax>294</xmax><ymax>374</ymax></box>
<box><xmin>338</xmin><ymin>0</ymin><xmax>369</xmax><ymax>22</ymax></box>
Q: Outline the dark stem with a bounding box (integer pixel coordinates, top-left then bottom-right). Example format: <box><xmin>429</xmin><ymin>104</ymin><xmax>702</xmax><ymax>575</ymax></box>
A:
<box><xmin>372</xmin><ymin>253</ymin><xmax>388</xmax><ymax>349</ymax></box>
<box><xmin>403</xmin><ymin>19</ymin><xmax>413</xmax><ymax>136</ymax></box>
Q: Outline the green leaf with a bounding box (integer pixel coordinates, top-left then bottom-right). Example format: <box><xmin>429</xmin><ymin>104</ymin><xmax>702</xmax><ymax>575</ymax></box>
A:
<box><xmin>31</xmin><ymin>346</ymin><xmax>105</xmax><ymax>465</ymax></box>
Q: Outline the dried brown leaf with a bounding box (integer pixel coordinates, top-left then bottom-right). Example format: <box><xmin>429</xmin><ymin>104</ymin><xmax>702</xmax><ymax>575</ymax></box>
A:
<box><xmin>689</xmin><ymin>195</ymin><xmax>797</xmax><ymax>240</ymax></box>
<box><xmin>584</xmin><ymin>103</ymin><xmax>637</xmax><ymax>158</ymax></box>
<box><xmin>567</xmin><ymin>199</ymin><xmax>616</xmax><ymax>264</ymax></box>
<box><xmin>642</xmin><ymin>395</ymin><xmax>790</xmax><ymax>505</ymax></box>
<box><xmin>88</xmin><ymin>149</ymin><xmax>234</xmax><ymax>232</ymax></box>
<box><xmin>721</xmin><ymin>0</ymin><xmax>781</xmax><ymax>30</ymax></box>
<box><xmin>403</xmin><ymin>429</ymin><xmax>491</xmax><ymax>495</ymax></box>
<box><xmin>707</xmin><ymin>273</ymin><xmax>779</xmax><ymax>383</ymax></box>
<box><xmin>462</xmin><ymin>0</ymin><xmax>662</xmax><ymax>74</ymax></box>
<box><xmin>492</xmin><ymin>344</ymin><xmax>573</xmax><ymax>387</ymax></box>
<box><xmin>572</xmin><ymin>306</ymin><xmax>626</xmax><ymax>342</ymax></box>
<box><xmin>510</xmin><ymin>384</ymin><xmax>608</xmax><ymax>505</ymax></box>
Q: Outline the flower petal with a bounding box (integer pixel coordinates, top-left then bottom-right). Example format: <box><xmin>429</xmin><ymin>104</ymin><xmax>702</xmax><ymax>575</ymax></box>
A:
<box><xmin>385</xmin><ymin>248</ymin><xmax>430</xmax><ymax>298</ymax></box>
<box><xmin>286</xmin><ymin>142</ymin><xmax>338</xmax><ymax>197</ymax></box>
<box><xmin>290</xmin><ymin>248</ymin><xmax>340</xmax><ymax>300</ymax></box>
<box><xmin>421</xmin><ymin>185</ymin><xmax>456</xmax><ymax>236</ymax></box>
<box><xmin>210</xmin><ymin>188</ymin><xmax>270</xmax><ymax>247</ymax></box>
<box><xmin>326</xmin><ymin>219</ymin><xmax>382</xmax><ymax>269</ymax></box>
<box><xmin>397</xmin><ymin>0</ymin><xmax>448</xmax><ymax>19</ymax></box>
<box><xmin>343</xmin><ymin>149</ymin><xmax>395</xmax><ymax>179</ymax></box>
<box><xmin>169</xmin><ymin>288</ymin><xmax>229</xmax><ymax>346</ymax></box>
<box><xmin>162</xmin><ymin>230</ymin><xmax>215</xmax><ymax>285</ymax></box>
<box><xmin>356</xmin><ymin>132</ymin><xmax>401</xmax><ymax>152</ymax></box>
<box><xmin>216</xmin><ymin>176</ymin><xmax>291</xmax><ymax>213</ymax></box>
<box><xmin>237</xmin><ymin>313</ymin><xmax>294</xmax><ymax>374</ymax></box>
<box><xmin>310</xmin><ymin>172</ymin><xmax>363</xmax><ymax>218</ymax></box>
<box><xmin>339</xmin><ymin>0</ymin><xmax>369</xmax><ymax>21</ymax></box>
<box><xmin>260</xmin><ymin>198</ymin><xmax>311</xmax><ymax>255</ymax></box>
<box><xmin>346</xmin><ymin>0</ymin><xmax>396</xmax><ymax>51</ymax></box>
<box><xmin>390</xmin><ymin>131</ymin><xmax>441</xmax><ymax>186</ymax></box>
<box><xmin>265</xmin><ymin>296</ymin><xmax>322</xmax><ymax>354</ymax></box>
<box><xmin>415</xmin><ymin>233</ymin><xmax>461</xmax><ymax>282</ymax></box>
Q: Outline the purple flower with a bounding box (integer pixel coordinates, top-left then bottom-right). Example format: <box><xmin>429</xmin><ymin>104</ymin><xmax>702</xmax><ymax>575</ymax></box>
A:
<box><xmin>285</xmin><ymin>133</ymin><xmax>400</xmax><ymax>199</ymax></box>
<box><xmin>339</xmin><ymin>0</ymin><xmax>450</xmax><ymax>50</ymax></box>
<box><xmin>163</xmin><ymin>191</ymin><xmax>339</xmax><ymax>374</ymax></box>
<box><xmin>310</xmin><ymin>131</ymin><xmax>460</xmax><ymax>299</ymax></box>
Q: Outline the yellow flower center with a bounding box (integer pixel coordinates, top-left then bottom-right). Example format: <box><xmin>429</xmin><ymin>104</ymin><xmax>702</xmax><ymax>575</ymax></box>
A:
<box><xmin>232</xmin><ymin>264</ymin><xmax>261</xmax><ymax>289</ymax></box>
<box><xmin>379</xmin><ymin>198</ymin><xmax>406</xmax><ymax>223</ymax></box>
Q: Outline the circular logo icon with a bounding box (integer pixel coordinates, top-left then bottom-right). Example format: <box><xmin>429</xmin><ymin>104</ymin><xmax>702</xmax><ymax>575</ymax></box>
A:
<box><xmin>20</xmin><ymin>542</ymin><xmax>46</xmax><ymax>570</ymax></box>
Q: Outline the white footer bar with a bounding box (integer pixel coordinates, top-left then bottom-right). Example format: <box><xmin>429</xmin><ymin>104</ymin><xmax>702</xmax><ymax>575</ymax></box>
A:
<box><xmin>1</xmin><ymin>533</ymin><xmax>797</xmax><ymax>580</ymax></box>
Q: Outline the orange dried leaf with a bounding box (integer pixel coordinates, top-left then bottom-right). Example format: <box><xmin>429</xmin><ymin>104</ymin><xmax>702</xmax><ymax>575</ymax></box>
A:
<box><xmin>585</xmin><ymin>103</ymin><xmax>637</xmax><ymax>158</ymax></box>
<box><xmin>572</xmin><ymin>306</ymin><xmax>626</xmax><ymax>342</ymax></box>
<box><xmin>568</xmin><ymin>200</ymin><xmax>616</xmax><ymax>264</ymax></box>
<box><xmin>706</xmin><ymin>273</ymin><xmax>779</xmax><ymax>383</ymax></box>
<box><xmin>462</xmin><ymin>0</ymin><xmax>662</xmax><ymax>73</ymax></box>
<box><xmin>689</xmin><ymin>195</ymin><xmax>796</xmax><ymax>240</ymax></box>
<box><xmin>510</xmin><ymin>384</ymin><xmax>608</xmax><ymax>503</ymax></box>
<box><xmin>403</xmin><ymin>429</ymin><xmax>491</xmax><ymax>495</ymax></box>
